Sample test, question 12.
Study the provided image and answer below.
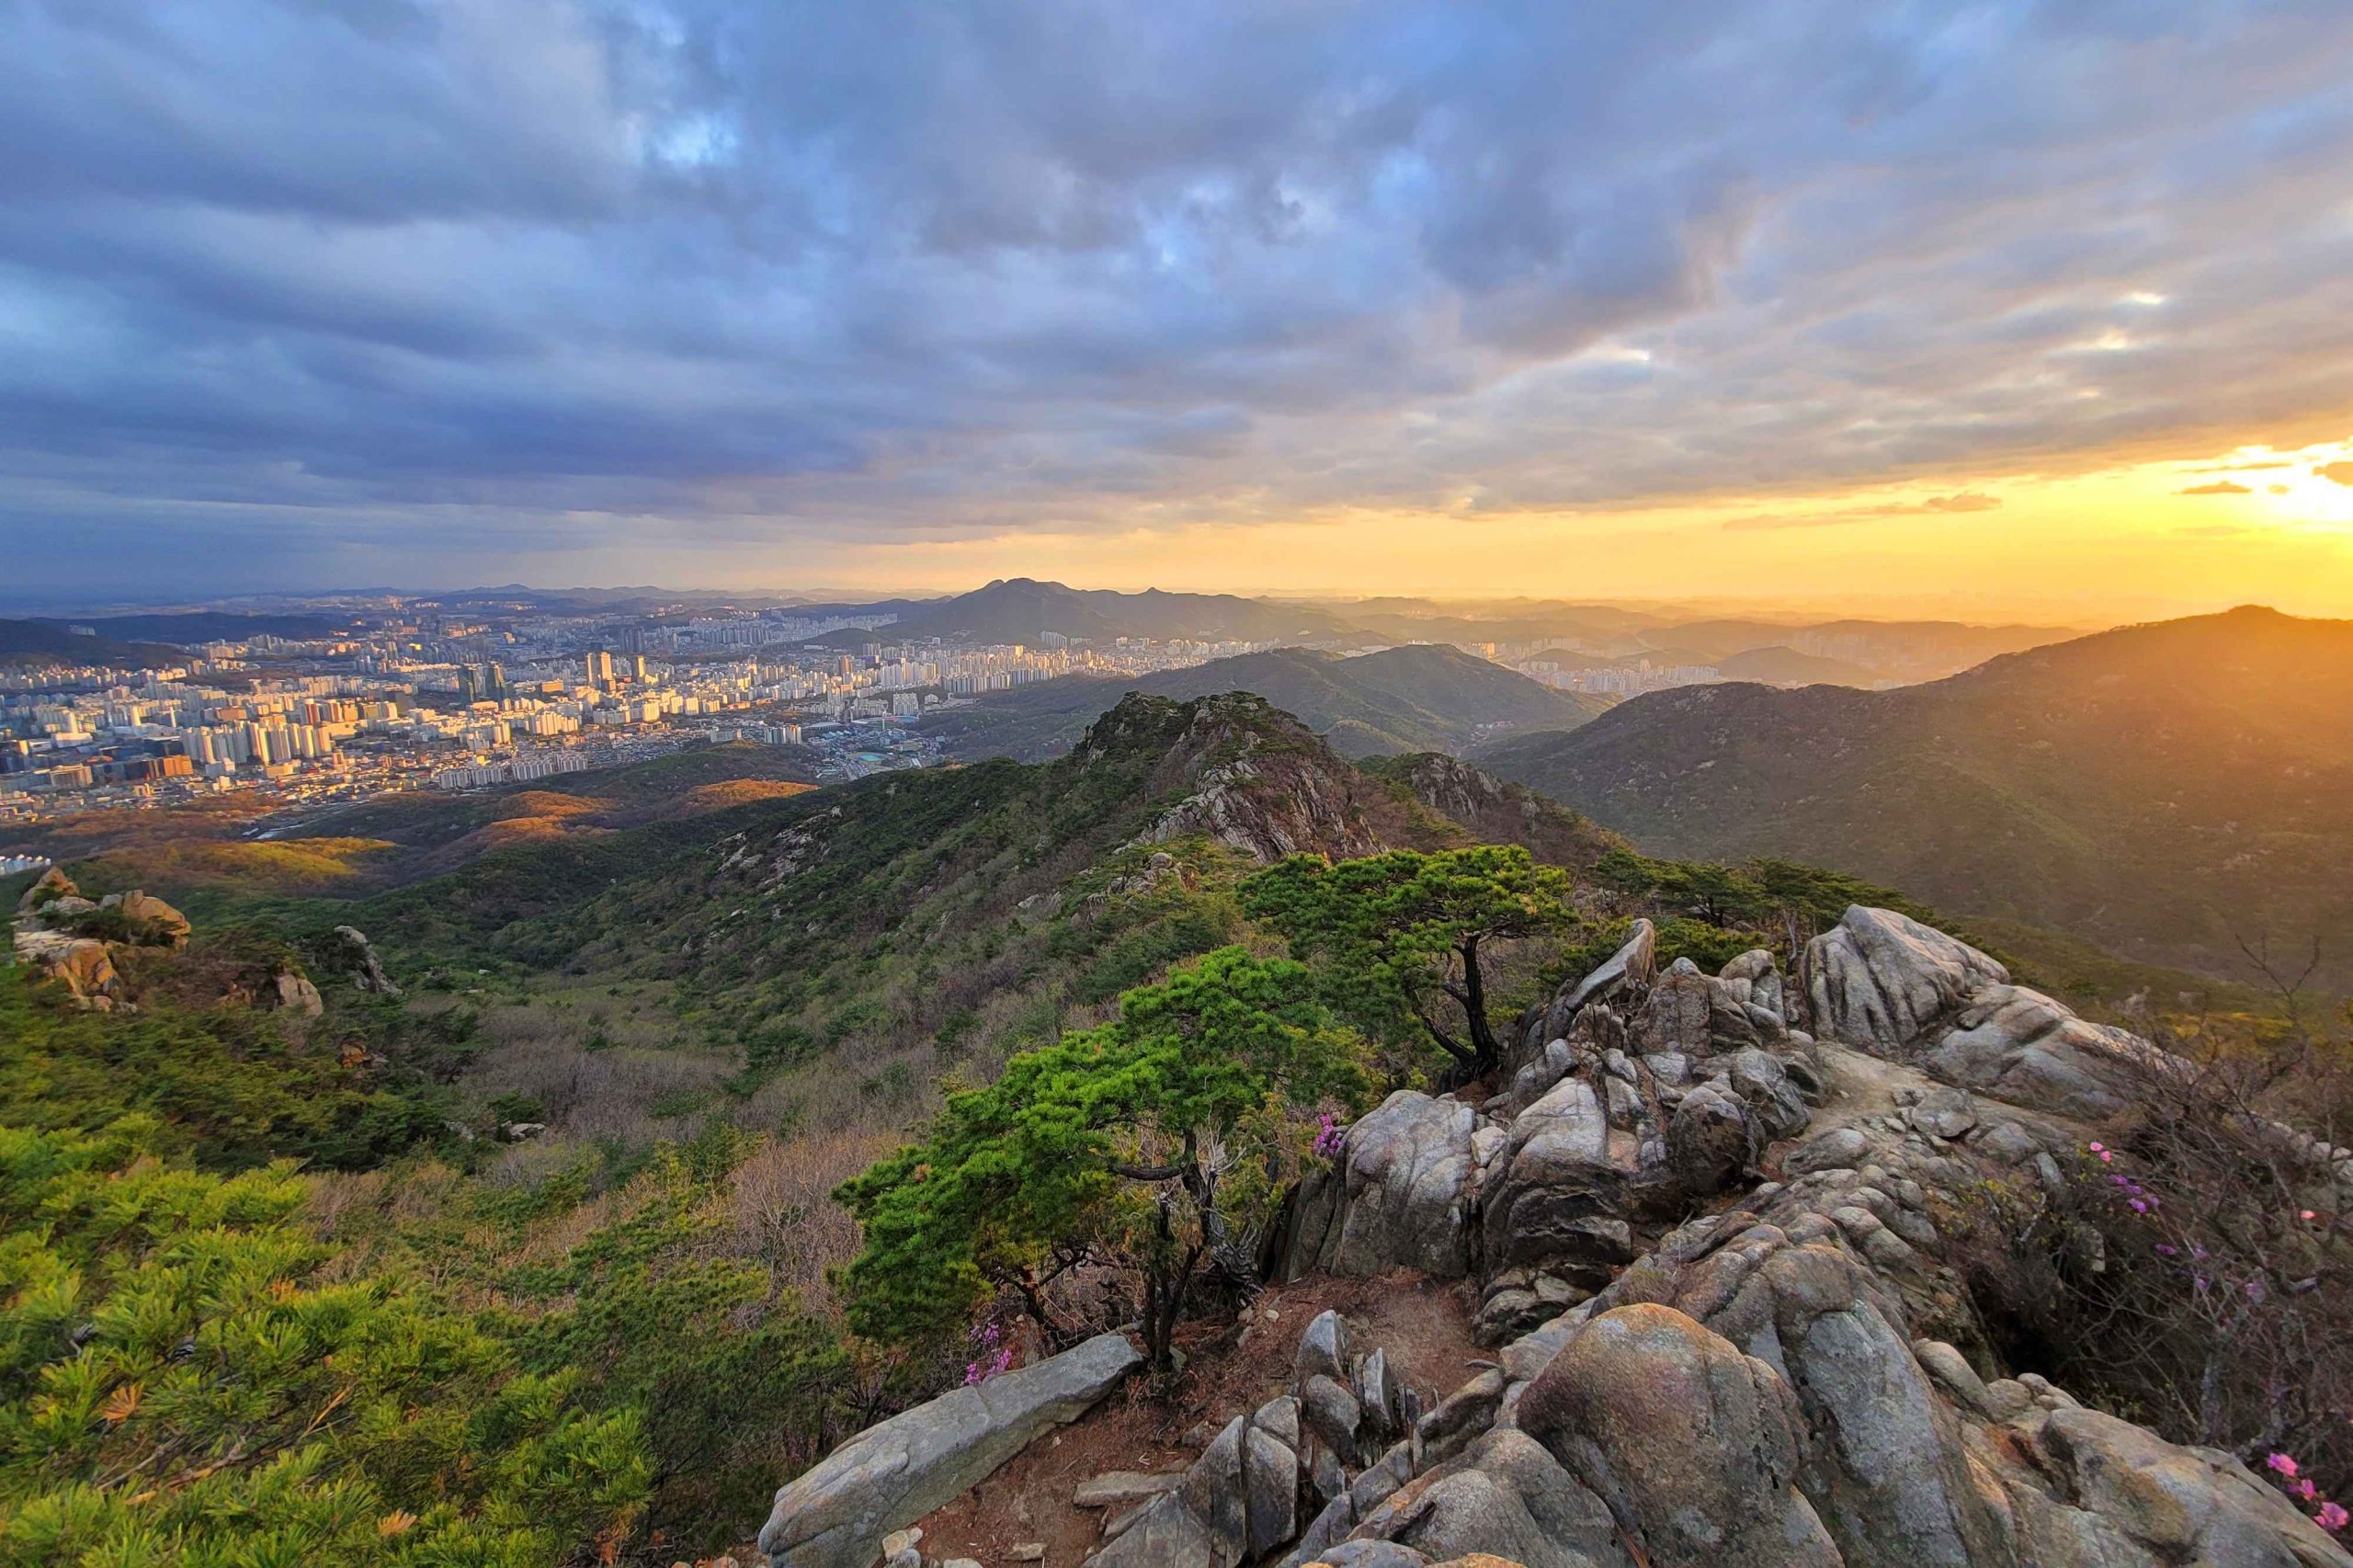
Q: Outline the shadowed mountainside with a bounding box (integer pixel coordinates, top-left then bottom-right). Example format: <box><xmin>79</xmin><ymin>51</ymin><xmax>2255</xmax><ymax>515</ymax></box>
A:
<box><xmin>1478</xmin><ymin>606</ymin><xmax>2353</xmax><ymax>988</ymax></box>
<box><xmin>922</xmin><ymin>642</ymin><xmax>1613</xmax><ymax>762</ymax></box>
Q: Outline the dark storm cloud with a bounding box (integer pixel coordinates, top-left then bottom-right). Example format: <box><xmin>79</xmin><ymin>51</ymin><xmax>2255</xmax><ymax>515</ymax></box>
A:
<box><xmin>3</xmin><ymin>0</ymin><xmax>2352</xmax><ymax>591</ymax></box>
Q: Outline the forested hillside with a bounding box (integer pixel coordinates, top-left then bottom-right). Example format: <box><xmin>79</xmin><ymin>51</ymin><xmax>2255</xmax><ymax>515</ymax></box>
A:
<box><xmin>921</xmin><ymin>643</ymin><xmax>1610</xmax><ymax>761</ymax></box>
<box><xmin>1480</xmin><ymin>606</ymin><xmax>2353</xmax><ymax>989</ymax></box>
<box><xmin>2</xmin><ymin>688</ymin><xmax>2300</xmax><ymax>1563</ymax></box>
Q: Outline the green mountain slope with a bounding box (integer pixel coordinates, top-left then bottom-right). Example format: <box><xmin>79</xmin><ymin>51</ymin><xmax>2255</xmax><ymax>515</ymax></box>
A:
<box><xmin>922</xmin><ymin>642</ymin><xmax>1611</xmax><ymax>761</ymax></box>
<box><xmin>1476</xmin><ymin>606</ymin><xmax>2353</xmax><ymax>989</ymax></box>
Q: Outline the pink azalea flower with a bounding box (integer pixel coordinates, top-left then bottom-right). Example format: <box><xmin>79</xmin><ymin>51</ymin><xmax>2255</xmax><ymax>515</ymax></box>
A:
<box><xmin>2317</xmin><ymin>1500</ymin><xmax>2347</xmax><ymax>1533</ymax></box>
<box><xmin>2302</xmin><ymin>1210</ymin><xmax>2319</xmax><ymax>1221</ymax></box>
<box><xmin>2293</xmin><ymin>1478</ymin><xmax>2318</xmax><ymax>1502</ymax></box>
<box><xmin>2268</xmin><ymin>1452</ymin><xmax>2300</xmax><ymax>1479</ymax></box>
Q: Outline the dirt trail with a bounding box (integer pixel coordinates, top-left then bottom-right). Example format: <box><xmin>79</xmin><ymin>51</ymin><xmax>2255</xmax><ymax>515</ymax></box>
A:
<box><xmin>915</xmin><ymin>1269</ymin><xmax>1479</xmax><ymax>1568</ymax></box>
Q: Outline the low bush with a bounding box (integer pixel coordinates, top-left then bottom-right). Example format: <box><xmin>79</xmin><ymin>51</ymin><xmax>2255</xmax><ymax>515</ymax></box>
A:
<box><xmin>1951</xmin><ymin>1002</ymin><xmax>2351</xmax><ymax>1527</ymax></box>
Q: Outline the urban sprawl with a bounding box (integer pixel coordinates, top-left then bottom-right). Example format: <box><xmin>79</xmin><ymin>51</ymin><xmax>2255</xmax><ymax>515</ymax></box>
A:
<box><xmin>0</xmin><ymin>602</ymin><xmax>1283</xmax><ymax>830</ymax></box>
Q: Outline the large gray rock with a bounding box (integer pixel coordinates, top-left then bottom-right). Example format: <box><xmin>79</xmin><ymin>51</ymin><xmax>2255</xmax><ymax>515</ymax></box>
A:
<box><xmin>758</xmin><ymin>1332</ymin><xmax>1141</xmax><ymax>1568</ymax></box>
<box><xmin>1347</xmin><ymin>1428</ymin><xmax>1627</xmax><ymax>1568</ymax></box>
<box><xmin>1803</xmin><ymin>906</ymin><xmax>2176</xmax><ymax>1122</ymax></box>
<box><xmin>1804</xmin><ymin>905</ymin><xmax>2010</xmax><ymax>1052</ymax></box>
<box><xmin>333</xmin><ymin>925</ymin><xmax>402</xmax><ymax>997</ymax></box>
<box><xmin>1665</xmin><ymin>1083</ymin><xmax>1754</xmax><ymax>1198</ymax></box>
<box><xmin>1632</xmin><ymin>960</ymin><xmax>1714</xmax><ymax>1056</ymax></box>
<box><xmin>1924</xmin><ymin>985</ymin><xmax>2162</xmax><ymax>1119</ymax></box>
<box><xmin>1721</xmin><ymin>1047</ymin><xmax>1813</xmax><ymax>1140</ymax></box>
<box><xmin>1518</xmin><ymin>1303</ymin><xmax>1841</xmax><ymax>1567</ymax></box>
<box><xmin>1560</xmin><ymin>919</ymin><xmax>1656</xmax><ymax>1015</ymax></box>
<box><xmin>1482</xmin><ymin>1076</ymin><xmax>1649</xmax><ymax>1278</ymax></box>
<box><xmin>1293</xmin><ymin>1092</ymin><xmax>1480</xmax><ymax>1279</ymax></box>
<box><xmin>1088</xmin><ymin>1492</ymin><xmax>1221</xmax><ymax>1566</ymax></box>
<box><xmin>2025</xmin><ymin>1405</ymin><xmax>2353</xmax><ymax>1567</ymax></box>
<box><xmin>1722</xmin><ymin>949</ymin><xmax>1787</xmax><ymax>1024</ymax></box>
<box><xmin>1090</xmin><ymin>1395</ymin><xmax>1307</xmax><ymax>1568</ymax></box>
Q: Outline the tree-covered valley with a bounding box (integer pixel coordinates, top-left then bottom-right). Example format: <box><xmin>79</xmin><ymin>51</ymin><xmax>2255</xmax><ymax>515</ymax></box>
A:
<box><xmin>0</xmin><ymin>690</ymin><xmax>2331</xmax><ymax>1566</ymax></box>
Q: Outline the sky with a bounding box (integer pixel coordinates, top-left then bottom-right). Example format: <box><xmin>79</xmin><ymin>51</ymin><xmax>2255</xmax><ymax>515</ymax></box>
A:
<box><xmin>4</xmin><ymin>1</ymin><xmax>2353</xmax><ymax>619</ymax></box>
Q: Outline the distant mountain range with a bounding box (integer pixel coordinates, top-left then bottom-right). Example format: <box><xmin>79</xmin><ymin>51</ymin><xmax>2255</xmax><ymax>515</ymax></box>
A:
<box><xmin>881</xmin><ymin>577</ymin><xmax>1362</xmax><ymax>645</ymax></box>
<box><xmin>1711</xmin><ymin>645</ymin><xmax>1883</xmax><ymax>686</ymax></box>
<box><xmin>789</xmin><ymin>582</ymin><xmax>2075</xmax><ymax>686</ymax></box>
<box><xmin>0</xmin><ymin>612</ymin><xmax>347</xmax><ymax>665</ymax></box>
<box><xmin>1478</xmin><ymin>606</ymin><xmax>2353</xmax><ymax>989</ymax></box>
<box><xmin>920</xmin><ymin>642</ymin><xmax>1613</xmax><ymax>761</ymax></box>
<box><xmin>0</xmin><ymin>620</ymin><xmax>189</xmax><ymax>668</ymax></box>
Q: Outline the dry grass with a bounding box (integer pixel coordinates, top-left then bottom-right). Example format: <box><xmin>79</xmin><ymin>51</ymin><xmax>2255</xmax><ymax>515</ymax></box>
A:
<box><xmin>730</xmin><ymin>1128</ymin><xmax>904</xmax><ymax>1307</ymax></box>
<box><xmin>669</xmin><ymin>779</ymin><xmax>818</xmax><ymax>816</ymax></box>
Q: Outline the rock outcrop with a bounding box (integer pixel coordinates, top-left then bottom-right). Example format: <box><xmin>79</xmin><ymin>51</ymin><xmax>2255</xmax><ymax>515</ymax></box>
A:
<box><xmin>15</xmin><ymin>865</ymin><xmax>74</xmax><ymax>914</ymax></box>
<box><xmin>273</xmin><ymin>969</ymin><xmax>325</xmax><ymax>1016</ymax></box>
<box><xmin>9</xmin><ymin>869</ymin><xmax>188</xmax><ymax>1007</ymax></box>
<box><xmin>1280</xmin><ymin>1093</ymin><xmax>1481</xmax><ymax>1281</ymax></box>
<box><xmin>757</xmin><ymin>1332</ymin><xmax>1141</xmax><ymax>1568</ymax></box>
<box><xmin>1132</xmin><ymin>694</ymin><xmax>1392</xmax><ymax>862</ymax></box>
<box><xmin>332</xmin><ymin>925</ymin><xmax>401</xmax><ymax>996</ymax></box>
<box><xmin>767</xmin><ymin>907</ymin><xmax>2353</xmax><ymax>1568</ymax></box>
<box><xmin>1087</xmin><ymin>1310</ymin><xmax>1427</xmax><ymax>1568</ymax></box>
<box><xmin>1803</xmin><ymin>905</ymin><xmax>2161</xmax><ymax>1119</ymax></box>
<box><xmin>1286</xmin><ymin>937</ymin><xmax>1827</xmax><ymax>1346</ymax></box>
<box><xmin>112</xmin><ymin>890</ymin><xmax>190</xmax><ymax>948</ymax></box>
<box><xmin>15</xmin><ymin>933</ymin><xmax>121</xmax><ymax>1008</ymax></box>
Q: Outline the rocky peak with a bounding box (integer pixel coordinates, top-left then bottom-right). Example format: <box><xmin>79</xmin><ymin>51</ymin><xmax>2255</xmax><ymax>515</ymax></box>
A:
<box><xmin>1372</xmin><ymin>752</ymin><xmax>1631</xmax><ymax>871</ymax></box>
<box><xmin>1087</xmin><ymin>692</ymin><xmax>1397</xmax><ymax>863</ymax></box>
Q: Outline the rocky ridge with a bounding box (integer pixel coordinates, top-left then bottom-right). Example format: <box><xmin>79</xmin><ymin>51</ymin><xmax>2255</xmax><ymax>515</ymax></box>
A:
<box><xmin>10</xmin><ymin>867</ymin><xmax>191</xmax><ymax>1009</ymax></box>
<box><xmin>761</xmin><ymin>903</ymin><xmax>2352</xmax><ymax>1568</ymax></box>
<box><xmin>1131</xmin><ymin>694</ymin><xmax>1396</xmax><ymax>863</ymax></box>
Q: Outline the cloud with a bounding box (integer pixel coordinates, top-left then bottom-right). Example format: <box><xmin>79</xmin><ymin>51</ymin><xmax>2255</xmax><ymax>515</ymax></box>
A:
<box><xmin>2318</xmin><ymin>461</ymin><xmax>2353</xmax><ymax>485</ymax></box>
<box><xmin>1916</xmin><ymin>491</ymin><xmax>2002</xmax><ymax>513</ymax></box>
<box><xmin>2</xmin><ymin>1</ymin><xmax>2353</xmax><ymax>591</ymax></box>
<box><xmin>2177</xmin><ymin>481</ymin><xmax>2254</xmax><ymax>495</ymax></box>
<box><xmin>1720</xmin><ymin>489</ymin><xmax>2001</xmax><ymax>529</ymax></box>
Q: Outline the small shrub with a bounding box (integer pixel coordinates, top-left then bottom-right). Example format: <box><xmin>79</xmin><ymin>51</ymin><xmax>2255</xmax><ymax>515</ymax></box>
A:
<box><xmin>1950</xmin><ymin>1003</ymin><xmax>2352</xmax><ymax>1516</ymax></box>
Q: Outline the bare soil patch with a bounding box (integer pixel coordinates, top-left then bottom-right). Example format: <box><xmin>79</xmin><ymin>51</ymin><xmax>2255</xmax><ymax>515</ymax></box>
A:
<box><xmin>915</xmin><ymin>1268</ymin><xmax>1479</xmax><ymax>1568</ymax></box>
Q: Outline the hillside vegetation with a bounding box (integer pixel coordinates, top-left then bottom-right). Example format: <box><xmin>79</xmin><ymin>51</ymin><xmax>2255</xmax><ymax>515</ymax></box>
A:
<box><xmin>1480</xmin><ymin>606</ymin><xmax>2353</xmax><ymax>990</ymax></box>
<box><xmin>5</xmin><ymin>683</ymin><xmax>2301</xmax><ymax>1562</ymax></box>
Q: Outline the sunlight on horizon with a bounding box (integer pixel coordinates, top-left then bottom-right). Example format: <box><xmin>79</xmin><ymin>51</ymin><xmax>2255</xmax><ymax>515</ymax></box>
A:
<box><xmin>788</xmin><ymin>434</ymin><xmax>2353</xmax><ymax>624</ymax></box>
